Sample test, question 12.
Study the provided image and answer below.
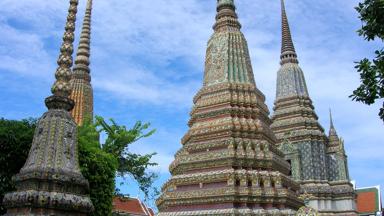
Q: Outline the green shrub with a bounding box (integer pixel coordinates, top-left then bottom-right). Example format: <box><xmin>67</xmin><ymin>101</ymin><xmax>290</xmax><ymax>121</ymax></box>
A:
<box><xmin>0</xmin><ymin>118</ymin><xmax>36</xmax><ymax>214</ymax></box>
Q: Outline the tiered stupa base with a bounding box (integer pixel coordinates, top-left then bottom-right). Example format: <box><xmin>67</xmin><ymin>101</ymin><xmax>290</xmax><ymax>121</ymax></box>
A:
<box><xmin>157</xmin><ymin>84</ymin><xmax>304</xmax><ymax>215</ymax></box>
<box><xmin>3</xmin><ymin>110</ymin><xmax>93</xmax><ymax>215</ymax></box>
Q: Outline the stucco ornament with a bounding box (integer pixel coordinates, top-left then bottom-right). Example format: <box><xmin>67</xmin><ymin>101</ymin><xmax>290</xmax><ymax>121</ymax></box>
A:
<box><xmin>296</xmin><ymin>207</ymin><xmax>318</xmax><ymax>216</ymax></box>
<box><xmin>296</xmin><ymin>193</ymin><xmax>318</xmax><ymax>216</ymax></box>
<box><xmin>204</xmin><ymin>34</ymin><xmax>228</xmax><ymax>85</ymax></box>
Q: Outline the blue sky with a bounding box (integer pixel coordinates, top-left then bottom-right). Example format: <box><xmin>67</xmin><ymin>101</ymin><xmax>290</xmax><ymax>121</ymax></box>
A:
<box><xmin>0</xmin><ymin>0</ymin><xmax>383</xmax><ymax>210</ymax></box>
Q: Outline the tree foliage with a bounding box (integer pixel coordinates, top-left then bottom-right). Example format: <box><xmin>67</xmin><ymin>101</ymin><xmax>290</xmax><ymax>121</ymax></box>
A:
<box><xmin>351</xmin><ymin>0</ymin><xmax>384</xmax><ymax>120</ymax></box>
<box><xmin>0</xmin><ymin>118</ymin><xmax>36</xmax><ymax>214</ymax></box>
<box><xmin>95</xmin><ymin>116</ymin><xmax>158</xmax><ymax>198</ymax></box>
<box><xmin>0</xmin><ymin>116</ymin><xmax>158</xmax><ymax>215</ymax></box>
<box><xmin>78</xmin><ymin>117</ymin><xmax>118</xmax><ymax>216</ymax></box>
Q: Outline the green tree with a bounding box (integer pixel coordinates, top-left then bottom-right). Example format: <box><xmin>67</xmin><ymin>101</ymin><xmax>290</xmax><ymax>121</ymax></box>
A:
<box><xmin>78</xmin><ymin>117</ymin><xmax>118</xmax><ymax>216</ymax></box>
<box><xmin>351</xmin><ymin>0</ymin><xmax>384</xmax><ymax>120</ymax></box>
<box><xmin>95</xmin><ymin>116</ymin><xmax>158</xmax><ymax>198</ymax></box>
<box><xmin>0</xmin><ymin>116</ymin><xmax>158</xmax><ymax>215</ymax></box>
<box><xmin>0</xmin><ymin>118</ymin><xmax>36</xmax><ymax>214</ymax></box>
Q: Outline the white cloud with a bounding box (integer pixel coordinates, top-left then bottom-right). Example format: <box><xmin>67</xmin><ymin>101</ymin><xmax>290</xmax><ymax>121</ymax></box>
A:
<box><xmin>0</xmin><ymin>22</ymin><xmax>54</xmax><ymax>76</ymax></box>
<box><xmin>92</xmin><ymin>66</ymin><xmax>200</xmax><ymax>107</ymax></box>
<box><xmin>91</xmin><ymin>0</ymin><xmax>213</xmax><ymax>67</ymax></box>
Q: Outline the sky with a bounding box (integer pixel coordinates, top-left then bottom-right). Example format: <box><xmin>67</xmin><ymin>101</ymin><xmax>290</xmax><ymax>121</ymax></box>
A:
<box><xmin>0</xmin><ymin>0</ymin><xmax>383</xmax><ymax>210</ymax></box>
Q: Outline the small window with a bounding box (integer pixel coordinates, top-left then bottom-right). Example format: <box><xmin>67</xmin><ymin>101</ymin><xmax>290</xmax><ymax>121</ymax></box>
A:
<box><xmin>287</xmin><ymin>159</ymin><xmax>292</xmax><ymax>176</ymax></box>
<box><xmin>260</xmin><ymin>179</ymin><xmax>264</xmax><ymax>187</ymax></box>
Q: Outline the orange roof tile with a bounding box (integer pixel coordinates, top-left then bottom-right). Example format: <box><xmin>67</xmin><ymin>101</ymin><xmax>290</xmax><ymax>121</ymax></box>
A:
<box><xmin>148</xmin><ymin>208</ymin><xmax>155</xmax><ymax>216</ymax></box>
<box><xmin>113</xmin><ymin>197</ymin><xmax>148</xmax><ymax>215</ymax></box>
<box><xmin>356</xmin><ymin>187</ymin><xmax>381</xmax><ymax>214</ymax></box>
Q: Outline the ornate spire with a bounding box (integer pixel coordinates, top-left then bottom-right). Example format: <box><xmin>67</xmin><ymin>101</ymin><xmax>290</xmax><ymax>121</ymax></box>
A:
<box><xmin>274</xmin><ymin>0</ymin><xmax>308</xmax><ymax>99</ymax></box>
<box><xmin>70</xmin><ymin>0</ymin><xmax>94</xmax><ymax>125</ymax></box>
<box><xmin>213</xmin><ymin>0</ymin><xmax>241</xmax><ymax>32</ymax></box>
<box><xmin>273</xmin><ymin>0</ymin><xmax>329</xmax><ymax>197</ymax></box>
<box><xmin>329</xmin><ymin>109</ymin><xmax>337</xmax><ymax>133</ymax></box>
<box><xmin>3</xmin><ymin>0</ymin><xmax>94</xmax><ymax>214</ymax></box>
<box><xmin>45</xmin><ymin>0</ymin><xmax>78</xmax><ymax>111</ymax></box>
<box><xmin>327</xmin><ymin>110</ymin><xmax>349</xmax><ymax>182</ymax></box>
<box><xmin>272</xmin><ymin>1</ymin><xmax>356</xmax><ymax>212</ymax></box>
<box><xmin>204</xmin><ymin>0</ymin><xmax>256</xmax><ymax>86</ymax></box>
<box><xmin>329</xmin><ymin>109</ymin><xmax>340</xmax><ymax>146</ymax></box>
<box><xmin>280</xmin><ymin>0</ymin><xmax>298</xmax><ymax>65</ymax></box>
<box><xmin>74</xmin><ymin>0</ymin><xmax>92</xmax><ymax>74</ymax></box>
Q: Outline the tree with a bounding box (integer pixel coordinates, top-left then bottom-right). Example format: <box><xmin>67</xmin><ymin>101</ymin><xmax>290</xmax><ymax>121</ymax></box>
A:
<box><xmin>351</xmin><ymin>0</ymin><xmax>384</xmax><ymax>121</ymax></box>
<box><xmin>95</xmin><ymin>116</ymin><xmax>158</xmax><ymax>199</ymax></box>
<box><xmin>0</xmin><ymin>116</ymin><xmax>158</xmax><ymax>215</ymax></box>
<box><xmin>78</xmin><ymin>117</ymin><xmax>118</xmax><ymax>216</ymax></box>
<box><xmin>0</xmin><ymin>118</ymin><xmax>36</xmax><ymax>214</ymax></box>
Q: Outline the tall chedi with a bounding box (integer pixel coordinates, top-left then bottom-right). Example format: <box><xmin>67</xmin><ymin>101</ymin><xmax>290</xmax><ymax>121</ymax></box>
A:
<box><xmin>271</xmin><ymin>0</ymin><xmax>356</xmax><ymax>214</ymax></box>
<box><xmin>157</xmin><ymin>0</ymin><xmax>303</xmax><ymax>215</ymax></box>
<box><xmin>70</xmin><ymin>0</ymin><xmax>94</xmax><ymax>125</ymax></box>
<box><xmin>2</xmin><ymin>0</ymin><xmax>94</xmax><ymax>215</ymax></box>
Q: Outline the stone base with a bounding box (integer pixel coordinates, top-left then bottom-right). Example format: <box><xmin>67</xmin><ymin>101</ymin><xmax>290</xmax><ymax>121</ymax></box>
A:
<box><xmin>158</xmin><ymin>208</ymin><xmax>296</xmax><ymax>216</ymax></box>
<box><xmin>308</xmin><ymin>199</ymin><xmax>357</xmax><ymax>216</ymax></box>
<box><xmin>3</xmin><ymin>190</ymin><xmax>93</xmax><ymax>215</ymax></box>
<box><xmin>317</xmin><ymin>212</ymin><xmax>358</xmax><ymax>216</ymax></box>
<box><xmin>5</xmin><ymin>207</ymin><xmax>87</xmax><ymax>216</ymax></box>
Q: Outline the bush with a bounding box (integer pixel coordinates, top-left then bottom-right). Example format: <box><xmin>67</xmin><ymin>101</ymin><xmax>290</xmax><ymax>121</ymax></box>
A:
<box><xmin>0</xmin><ymin>118</ymin><xmax>36</xmax><ymax>214</ymax></box>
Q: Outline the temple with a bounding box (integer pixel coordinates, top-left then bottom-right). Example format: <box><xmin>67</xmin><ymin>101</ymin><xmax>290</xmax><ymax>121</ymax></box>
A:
<box><xmin>2</xmin><ymin>0</ymin><xmax>364</xmax><ymax>215</ymax></box>
<box><xmin>271</xmin><ymin>0</ymin><xmax>357</xmax><ymax>215</ymax></box>
<box><xmin>156</xmin><ymin>0</ymin><xmax>303</xmax><ymax>215</ymax></box>
<box><xmin>2</xmin><ymin>0</ymin><xmax>93</xmax><ymax>214</ymax></box>
<box><xmin>70</xmin><ymin>0</ymin><xmax>94</xmax><ymax>125</ymax></box>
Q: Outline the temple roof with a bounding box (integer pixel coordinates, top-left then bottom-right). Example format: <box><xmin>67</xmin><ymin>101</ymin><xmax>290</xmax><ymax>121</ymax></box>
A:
<box><xmin>356</xmin><ymin>186</ymin><xmax>382</xmax><ymax>214</ymax></box>
<box><xmin>113</xmin><ymin>197</ymin><xmax>155</xmax><ymax>216</ymax></box>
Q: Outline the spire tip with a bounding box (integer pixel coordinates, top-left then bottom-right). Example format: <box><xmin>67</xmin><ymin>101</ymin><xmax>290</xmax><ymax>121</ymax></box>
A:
<box><xmin>329</xmin><ymin>108</ymin><xmax>335</xmax><ymax>128</ymax></box>
<box><xmin>74</xmin><ymin>0</ymin><xmax>92</xmax><ymax>73</ymax></box>
<box><xmin>214</xmin><ymin>0</ymin><xmax>240</xmax><ymax>31</ymax></box>
<box><xmin>280</xmin><ymin>0</ymin><xmax>298</xmax><ymax>65</ymax></box>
